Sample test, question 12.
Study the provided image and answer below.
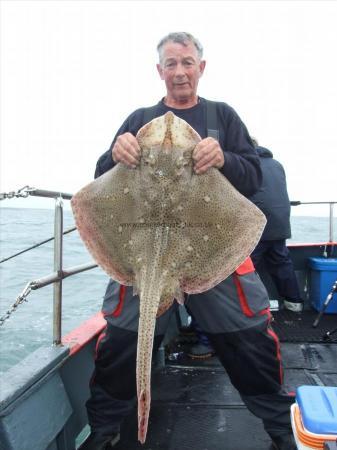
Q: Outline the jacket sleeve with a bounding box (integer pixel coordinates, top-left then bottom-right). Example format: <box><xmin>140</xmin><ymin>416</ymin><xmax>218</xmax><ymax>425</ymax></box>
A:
<box><xmin>218</xmin><ymin>107</ymin><xmax>262</xmax><ymax>197</ymax></box>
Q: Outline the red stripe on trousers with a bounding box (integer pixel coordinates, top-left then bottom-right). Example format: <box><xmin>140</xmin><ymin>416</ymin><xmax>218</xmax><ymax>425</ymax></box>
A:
<box><xmin>95</xmin><ymin>331</ymin><xmax>106</xmax><ymax>359</ymax></box>
<box><xmin>112</xmin><ymin>285</ymin><xmax>127</xmax><ymax>317</ymax></box>
<box><xmin>235</xmin><ymin>256</ymin><xmax>255</xmax><ymax>275</ymax></box>
<box><xmin>259</xmin><ymin>307</ymin><xmax>284</xmax><ymax>385</ymax></box>
<box><xmin>266</xmin><ymin>326</ymin><xmax>283</xmax><ymax>385</ymax></box>
<box><xmin>233</xmin><ymin>273</ymin><xmax>255</xmax><ymax>317</ymax></box>
<box><xmin>89</xmin><ymin>329</ymin><xmax>106</xmax><ymax>386</ymax></box>
<box><xmin>259</xmin><ymin>307</ymin><xmax>272</xmax><ymax>319</ymax></box>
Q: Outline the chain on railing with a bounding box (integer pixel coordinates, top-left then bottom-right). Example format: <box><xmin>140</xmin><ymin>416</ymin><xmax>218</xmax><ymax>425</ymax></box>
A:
<box><xmin>0</xmin><ymin>282</ymin><xmax>36</xmax><ymax>326</ymax></box>
<box><xmin>1</xmin><ymin>187</ymin><xmax>73</xmax><ymax>201</ymax></box>
<box><xmin>0</xmin><ymin>186</ymin><xmax>36</xmax><ymax>200</ymax></box>
<box><xmin>0</xmin><ymin>262</ymin><xmax>98</xmax><ymax>327</ymax></box>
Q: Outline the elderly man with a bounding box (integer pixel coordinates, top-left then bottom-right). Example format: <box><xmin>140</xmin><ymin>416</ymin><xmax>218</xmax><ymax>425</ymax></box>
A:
<box><xmin>80</xmin><ymin>32</ymin><xmax>296</xmax><ymax>450</ymax></box>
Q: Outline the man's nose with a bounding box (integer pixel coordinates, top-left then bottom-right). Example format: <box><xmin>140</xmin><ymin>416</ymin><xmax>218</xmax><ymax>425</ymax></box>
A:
<box><xmin>175</xmin><ymin>63</ymin><xmax>185</xmax><ymax>76</ymax></box>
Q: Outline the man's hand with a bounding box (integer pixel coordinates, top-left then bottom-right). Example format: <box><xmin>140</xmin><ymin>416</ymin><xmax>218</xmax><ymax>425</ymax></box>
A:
<box><xmin>193</xmin><ymin>137</ymin><xmax>225</xmax><ymax>174</ymax></box>
<box><xmin>112</xmin><ymin>133</ymin><xmax>141</xmax><ymax>168</ymax></box>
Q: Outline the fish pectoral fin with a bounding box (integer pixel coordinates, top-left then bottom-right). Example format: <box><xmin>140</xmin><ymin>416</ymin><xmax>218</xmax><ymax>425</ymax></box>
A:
<box><xmin>174</xmin><ymin>287</ymin><xmax>185</xmax><ymax>305</ymax></box>
<box><xmin>156</xmin><ymin>296</ymin><xmax>174</xmax><ymax>317</ymax></box>
<box><xmin>156</xmin><ymin>287</ymin><xmax>184</xmax><ymax>318</ymax></box>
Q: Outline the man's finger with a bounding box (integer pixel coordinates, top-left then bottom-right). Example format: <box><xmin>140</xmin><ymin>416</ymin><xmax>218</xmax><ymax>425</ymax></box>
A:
<box><xmin>194</xmin><ymin>149</ymin><xmax>215</xmax><ymax>171</ymax></box>
<box><xmin>112</xmin><ymin>133</ymin><xmax>141</xmax><ymax>166</ymax></box>
<box><xmin>119</xmin><ymin>150</ymin><xmax>140</xmax><ymax>167</ymax></box>
<box><xmin>195</xmin><ymin>153</ymin><xmax>217</xmax><ymax>174</ymax></box>
<box><xmin>119</xmin><ymin>134</ymin><xmax>141</xmax><ymax>159</ymax></box>
<box><xmin>193</xmin><ymin>138</ymin><xmax>212</xmax><ymax>160</ymax></box>
<box><xmin>194</xmin><ymin>149</ymin><xmax>224</xmax><ymax>173</ymax></box>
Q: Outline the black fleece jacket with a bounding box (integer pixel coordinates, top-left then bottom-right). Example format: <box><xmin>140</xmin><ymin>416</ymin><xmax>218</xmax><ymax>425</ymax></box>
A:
<box><xmin>95</xmin><ymin>97</ymin><xmax>261</xmax><ymax>197</ymax></box>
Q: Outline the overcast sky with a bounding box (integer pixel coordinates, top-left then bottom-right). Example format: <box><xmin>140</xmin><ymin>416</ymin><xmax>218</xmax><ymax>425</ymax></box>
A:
<box><xmin>1</xmin><ymin>0</ymin><xmax>336</xmax><ymax>216</ymax></box>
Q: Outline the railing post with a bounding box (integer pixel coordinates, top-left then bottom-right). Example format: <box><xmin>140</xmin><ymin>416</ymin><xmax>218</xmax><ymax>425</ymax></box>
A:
<box><xmin>329</xmin><ymin>203</ymin><xmax>334</xmax><ymax>243</ymax></box>
<box><xmin>53</xmin><ymin>196</ymin><xmax>63</xmax><ymax>345</ymax></box>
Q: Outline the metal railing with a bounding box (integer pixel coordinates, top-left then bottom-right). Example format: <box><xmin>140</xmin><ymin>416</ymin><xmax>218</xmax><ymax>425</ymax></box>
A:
<box><xmin>0</xmin><ymin>186</ymin><xmax>336</xmax><ymax>345</ymax></box>
<box><xmin>0</xmin><ymin>187</ymin><xmax>97</xmax><ymax>344</ymax></box>
<box><xmin>290</xmin><ymin>200</ymin><xmax>335</xmax><ymax>243</ymax></box>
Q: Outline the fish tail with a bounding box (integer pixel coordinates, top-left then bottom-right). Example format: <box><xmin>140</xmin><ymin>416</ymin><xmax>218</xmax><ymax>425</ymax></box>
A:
<box><xmin>137</xmin><ymin>388</ymin><xmax>151</xmax><ymax>444</ymax></box>
<box><xmin>136</xmin><ymin>287</ymin><xmax>161</xmax><ymax>444</ymax></box>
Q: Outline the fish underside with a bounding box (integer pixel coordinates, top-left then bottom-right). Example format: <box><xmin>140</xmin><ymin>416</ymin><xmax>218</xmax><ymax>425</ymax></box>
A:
<box><xmin>71</xmin><ymin>112</ymin><xmax>266</xmax><ymax>444</ymax></box>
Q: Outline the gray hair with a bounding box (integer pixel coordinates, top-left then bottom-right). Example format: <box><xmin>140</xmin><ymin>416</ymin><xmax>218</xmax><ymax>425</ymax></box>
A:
<box><xmin>157</xmin><ymin>32</ymin><xmax>203</xmax><ymax>63</ymax></box>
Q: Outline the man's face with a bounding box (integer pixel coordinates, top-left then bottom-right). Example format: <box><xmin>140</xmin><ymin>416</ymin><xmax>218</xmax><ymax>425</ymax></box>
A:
<box><xmin>157</xmin><ymin>41</ymin><xmax>206</xmax><ymax>106</ymax></box>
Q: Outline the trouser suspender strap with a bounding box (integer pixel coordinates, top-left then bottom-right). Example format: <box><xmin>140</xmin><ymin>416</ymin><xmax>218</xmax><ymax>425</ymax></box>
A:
<box><xmin>205</xmin><ymin>100</ymin><xmax>220</xmax><ymax>140</ymax></box>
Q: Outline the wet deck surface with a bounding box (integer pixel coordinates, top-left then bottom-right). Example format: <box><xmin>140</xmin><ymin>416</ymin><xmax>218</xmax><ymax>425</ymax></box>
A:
<box><xmin>271</xmin><ymin>310</ymin><xmax>337</xmax><ymax>343</ymax></box>
<box><xmin>113</xmin><ymin>313</ymin><xmax>337</xmax><ymax>450</ymax></box>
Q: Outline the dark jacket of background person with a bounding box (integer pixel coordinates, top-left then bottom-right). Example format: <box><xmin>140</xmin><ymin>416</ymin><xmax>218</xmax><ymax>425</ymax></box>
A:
<box><xmin>249</xmin><ymin>146</ymin><xmax>291</xmax><ymax>241</ymax></box>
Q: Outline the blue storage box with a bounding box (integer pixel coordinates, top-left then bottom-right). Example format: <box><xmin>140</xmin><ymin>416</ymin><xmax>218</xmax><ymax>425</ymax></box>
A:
<box><xmin>296</xmin><ymin>386</ymin><xmax>337</xmax><ymax>435</ymax></box>
<box><xmin>308</xmin><ymin>257</ymin><xmax>337</xmax><ymax>313</ymax></box>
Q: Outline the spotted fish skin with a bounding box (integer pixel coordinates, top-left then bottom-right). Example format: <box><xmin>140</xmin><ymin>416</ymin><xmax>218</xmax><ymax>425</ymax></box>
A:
<box><xmin>133</xmin><ymin>113</ymin><xmax>199</xmax><ymax>442</ymax></box>
<box><xmin>71</xmin><ymin>112</ymin><xmax>266</xmax><ymax>444</ymax></box>
<box><xmin>136</xmin><ymin>227</ymin><xmax>168</xmax><ymax>444</ymax></box>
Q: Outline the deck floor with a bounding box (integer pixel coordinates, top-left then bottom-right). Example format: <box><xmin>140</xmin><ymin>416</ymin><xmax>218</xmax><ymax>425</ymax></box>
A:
<box><xmin>113</xmin><ymin>332</ymin><xmax>337</xmax><ymax>449</ymax></box>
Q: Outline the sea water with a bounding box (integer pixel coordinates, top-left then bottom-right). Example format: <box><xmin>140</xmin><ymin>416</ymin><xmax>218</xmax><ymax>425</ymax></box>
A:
<box><xmin>0</xmin><ymin>207</ymin><xmax>107</xmax><ymax>375</ymax></box>
<box><xmin>0</xmin><ymin>207</ymin><xmax>336</xmax><ymax>375</ymax></box>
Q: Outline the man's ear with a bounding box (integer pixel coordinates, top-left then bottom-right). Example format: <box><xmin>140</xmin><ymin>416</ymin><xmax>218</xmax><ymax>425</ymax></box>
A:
<box><xmin>156</xmin><ymin>64</ymin><xmax>164</xmax><ymax>80</ymax></box>
<box><xmin>199</xmin><ymin>60</ymin><xmax>206</xmax><ymax>77</ymax></box>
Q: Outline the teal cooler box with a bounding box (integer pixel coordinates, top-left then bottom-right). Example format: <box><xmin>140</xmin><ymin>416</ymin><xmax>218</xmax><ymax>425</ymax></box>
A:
<box><xmin>308</xmin><ymin>257</ymin><xmax>337</xmax><ymax>313</ymax></box>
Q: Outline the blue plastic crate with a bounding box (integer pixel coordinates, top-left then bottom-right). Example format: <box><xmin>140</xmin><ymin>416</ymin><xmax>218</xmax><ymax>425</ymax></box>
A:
<box><xmin>308</xmin><ymin>257</ymin><xmax>337</xmax><ymax>314</ymax></box>
<box><xmin>296</xmin><ymin>386</ymin><xmax>337</xmax><ymax>435</ymax></box>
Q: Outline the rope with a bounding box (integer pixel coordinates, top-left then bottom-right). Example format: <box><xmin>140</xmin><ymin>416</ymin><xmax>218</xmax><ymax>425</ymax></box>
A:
<box><xmin>0</xmin><ymin>226</ymin><xmax>77</xmax><ymax>264</ymax></box>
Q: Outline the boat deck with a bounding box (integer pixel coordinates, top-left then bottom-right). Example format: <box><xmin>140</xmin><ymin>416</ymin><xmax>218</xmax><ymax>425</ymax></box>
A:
<box><xmin>112</xmin><ymin>310</ymin><xmax>337</xmax><ymax>450</ymax></box>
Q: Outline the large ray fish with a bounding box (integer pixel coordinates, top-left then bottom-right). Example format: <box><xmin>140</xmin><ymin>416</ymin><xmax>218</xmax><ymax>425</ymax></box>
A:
<box><xmin>71</xmin><ymin>112</ymin><xmax>266</xmax><ymax>444</ymax></box>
